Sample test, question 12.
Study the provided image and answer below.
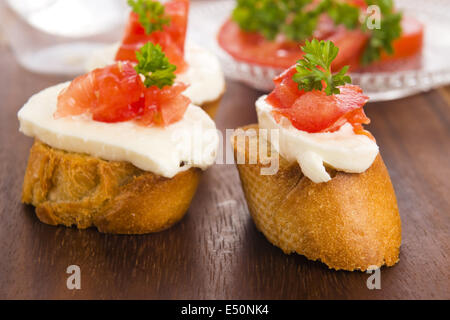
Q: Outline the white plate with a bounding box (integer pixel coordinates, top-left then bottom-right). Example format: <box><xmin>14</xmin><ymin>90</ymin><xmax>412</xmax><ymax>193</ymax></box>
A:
<box><xmin>188</xmin><ymin>0</ymin><xmax>450</xmax><ymax>101</ymax></box>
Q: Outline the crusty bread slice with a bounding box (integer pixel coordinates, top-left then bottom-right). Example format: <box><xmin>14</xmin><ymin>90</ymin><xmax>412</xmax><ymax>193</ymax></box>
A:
<box><xmin>233</xmin><ymin>125</ymin><xmax>401</xmax><ymax>271</ymax></box>
<box><xmin>22</xmin><ymin>140</ymin><xmax>201</xmax><ymax>234</ymax></box>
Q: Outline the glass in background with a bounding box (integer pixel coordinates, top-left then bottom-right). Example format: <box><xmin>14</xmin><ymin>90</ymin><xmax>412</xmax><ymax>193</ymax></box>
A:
<box><xmin>0</xmin><ymin>0</ymin><xmax>129</xmax><ymax>75</ymax></box>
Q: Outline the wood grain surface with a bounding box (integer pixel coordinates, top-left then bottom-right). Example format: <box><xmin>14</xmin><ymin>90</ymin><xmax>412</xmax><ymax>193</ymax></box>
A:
<box><xmin>0</xmin><ymin>43</ymin><xmax>449</xmax><ymax>300</ymax></box>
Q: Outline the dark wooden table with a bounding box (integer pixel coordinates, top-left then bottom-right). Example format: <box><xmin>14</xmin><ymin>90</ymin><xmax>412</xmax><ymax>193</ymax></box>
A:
<box><xmin>0</xmin><ymin>44</ymin><xmax>449</xmax><ymax>300</ymax></box>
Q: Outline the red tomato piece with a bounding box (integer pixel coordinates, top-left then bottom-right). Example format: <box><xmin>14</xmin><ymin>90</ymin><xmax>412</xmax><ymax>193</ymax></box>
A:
<box><xmin>57</xmin><ymin>62</ymin><xmax>145</xmax><ymax>122</ymax></box>
<box><xmin>282</xmin><ymin>90</ymin><xmax>338</xmax><ymax>132</ymax></box>
<box><xmin>91</xmin><ymin>63</ymin><xmax>145</xmax><ymax>122</ymax></box>
<box><xmin>55</xmin><ymin>72</ymin><xmax>97</xmax><ymax>118</ymax></box>
<box><xmin>164</xmin><ymin>0</ymin><xmax>189</xmax><ymax>53</ymax></box>
<box><xmin>138</xmin><ymin>82</ymin><xmax>190</xmax><ymax>126</ymax></box>
<box><xmin>267</xmin><ymin>73</ymin><xmax>370</xmax><ymax>134</ymax></box>
<box><xmin>115</xmin><ymin>0</ymin><xmax>189</xmax><ymax>73</ymax></box>
<box><xmin>56</xmin><ymin>62</ymin><xmax>190</xmax><ymax>127</ymax></box>
<box><xmin>382</xmin><ymin>16</ymin><xmax>424</xmax><ymax>61</ymax></box>
<box><xmin>266</xmin><ymin>66</ymin><xmax>303</xmax><ymax>109</ymax></box>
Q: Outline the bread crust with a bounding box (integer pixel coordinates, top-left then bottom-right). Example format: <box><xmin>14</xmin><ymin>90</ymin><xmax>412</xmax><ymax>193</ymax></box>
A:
<box><xmin>233</xmin><ymin>125</ymin><xmax>401</xmax><ymax>271</ymax></box>
<box><xmin>22</xmin><ymin>140</ymin><xmax>201</xmax><ymax>234</ymax></box>
<box><xmin>200</xmin><ymin>94</ymin><xmax>223</xmax><ymax>119</ymax></box>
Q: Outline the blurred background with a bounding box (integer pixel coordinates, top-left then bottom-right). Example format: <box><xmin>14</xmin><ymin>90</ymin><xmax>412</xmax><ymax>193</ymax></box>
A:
<box><xmin>1</xmin><ymin>0</ymin><xmax>450</xmax><ymax>100</ymax></box>
<box><xmin>0</xmin><ymin>0</ymin><xmax>130</xmax><ymax>74</ymax></box>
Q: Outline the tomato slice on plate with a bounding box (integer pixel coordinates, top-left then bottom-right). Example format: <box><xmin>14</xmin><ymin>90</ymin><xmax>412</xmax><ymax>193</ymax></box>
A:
<box><xmin>382</xmin><ymin>16</ymin><xmax>424</xmax><ymax>61</ymax></box>
<box><xmin>327</xmin><ymin>27</ymin><xmax>368</xmax><ymax>71</ymax></box>
<box><xmin>218</xmin><ymin>14</ymin><xmax>423</xmax><ymax>71</ymax></box>
<box><xmin>115</xmin><ymin>0</ymin><xmax>189</xmax><ymax>73</ymax></box>
<box><xmin>218</xmin><ymin>18</ymin><xmax>368</xmax><ymax>71</ymax></box>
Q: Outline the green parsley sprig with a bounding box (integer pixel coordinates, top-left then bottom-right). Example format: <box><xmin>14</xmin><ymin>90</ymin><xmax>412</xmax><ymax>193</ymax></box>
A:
<box><xmin>232</xmin><ymin>0</ymin><xmax>287</xmax><ymax>40</ymax></box>
<box><xmin>325</xmin><ymin>0</ymin><xmax>360</xmax><ymax>30</ymax></box>
<box><xmin>128</xmin><ymin>0</ymin><xmax>170</xmax><ymax>35</ymax></box>
<box><xmin>134</xmin><ymin>42</ymin><xmax>176</xmax><ymax>88</ymax></box>
<box><xmin>282</xmin><ymin>0</ymin><xmax>325</xmax><ymax>42</ymax></box>
<box><xmin>232</xmin><ymin>0</ymin><xmax>314</xmax><ymax>41</ymax></box>
<box><xmin>293</xmin><ymin>39</ymin><xmax>352</xmax><ymax>95</ymax></box>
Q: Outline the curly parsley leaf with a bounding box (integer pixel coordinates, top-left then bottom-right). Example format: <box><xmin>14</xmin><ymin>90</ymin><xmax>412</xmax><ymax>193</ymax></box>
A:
<box><xmin>326</xmin><ymin>0</ymin><xmax>361</xmax><ymax>29</ymax></box>
<box><xmin>282</xmin><ymin>7</ymin><xmax>320</xmax><ymax>42</ymax></box>
<box><xmin>232</xmin><ymin>0</ymin><xmax>287</xmax><ymax>40</ymax></box>
<box><xmin>293</xmin><ymin>39</ymin><xmax>352</xmax><ymax>95</ymax></box>
<box><xmin>232</xmin><ymin>0</ymin><xmax>341</xmax><ymax>42</ymax></box>
<box><xmin>134</xmin><ymin>42</ymin><xmax>176</xmax><ymax>88</ymax></box>
<box><xmin>128</xmin><ymin>0</ymin><xmax>170</xmax><ymax>35</ymax></box>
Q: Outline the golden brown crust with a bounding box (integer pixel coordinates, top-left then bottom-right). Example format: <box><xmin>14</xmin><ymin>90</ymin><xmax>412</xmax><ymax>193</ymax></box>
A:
<box><xmin>233</xmin><ymin>125</ymin><xmax>401</xmax><ymax>271</ymax></box>
<box><xmin>22</xmin><ymin>140</ymin><xmax>201</xmax><ymax>234</ymax></box>
<box><xmin>199</xmin><ymin>93</ymin><xmax>223</xmax><ymax>119</ymax></box>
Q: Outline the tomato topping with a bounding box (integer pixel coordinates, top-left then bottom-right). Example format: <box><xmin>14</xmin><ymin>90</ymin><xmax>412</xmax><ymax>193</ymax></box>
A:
<box><xmin>138</xmin><ymin>82</ymin><xmax>190</xmax><ymax>126</ymax></box>
<box><xmin>56</xmin><ymin>62</ymin><xmax>190</xmax><ymax>127</ymax></box>
<box><xmin>91</xmin><ymin>63</ymin><xmax>145</xmax><ymax>123</ymax></box>
<box><xmin>266</xmin><ymin>67</ymin><xmax>370</xmax><ymax>135</ymax></box>
<box><xmin>55</xmin><ymin>73</ymin><xmax>97</xmax><ymax>118</ymax></box>
<box><xmin>266</xmin><ymin>66</ymin><xmax>302</xmax><ymax>108</ymax></box>
<box><xmin>115</xmin><ymin>0</ymin><xmax>189</xmax><ymax>73</ymax></box>
<box><xmin>218</xmin><ymin>15</ymin><xmax>423</xmax><ymax>71</ymax></box>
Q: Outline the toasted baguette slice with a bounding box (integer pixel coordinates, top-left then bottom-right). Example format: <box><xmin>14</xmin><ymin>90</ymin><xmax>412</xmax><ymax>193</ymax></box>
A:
<box><xmin>233</xmin><ymin>125</ymin><xmax>401</xmax><ymax>271</ymax></box>
<box><xmin>22</xmin><ymin>140</ymin><xmax>201</xmax><ymax>234</ymax></box>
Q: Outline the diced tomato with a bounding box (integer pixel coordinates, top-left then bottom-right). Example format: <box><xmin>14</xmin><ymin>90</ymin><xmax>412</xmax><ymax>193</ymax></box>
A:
<box><xmin>55</xmin><ymin>72</ymin><xmax>97</xmax><ymax>118</ymax></box>
<box><xmin>115</xmin><ymin>0</ymin><xmax>189</xmax><ymax>73</ymax></box>
<box><xmin>91</xmin><ymin>62</ymin><xmax>145</xmax><ymax>122</ymax></box>
<box><xmin>138</xmin><ymin>82</ymin><xmax>190</xmax><ymax>126</ymax></box>
<box><xmin>343</xmin><ymin>108</ymin><xmax>373</xmax><ymax>138</ymax></box>
<box><xmin>57</xmin><ymin>62</ymin><xmax>144</xmax><ymax>122</ymax></box>
<box><xmin>56</xmin><ymin>62</ymin><xmax>190</xmax><ymax>127</ymax></box>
